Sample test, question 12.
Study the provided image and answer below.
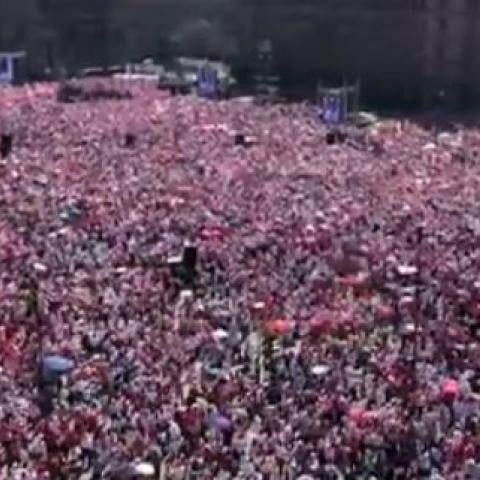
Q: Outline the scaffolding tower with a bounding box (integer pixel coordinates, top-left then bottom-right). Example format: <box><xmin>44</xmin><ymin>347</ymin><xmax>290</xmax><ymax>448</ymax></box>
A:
<box><xmin>254</xmin><ymin>39</ymin><xmax>280</xmax><ymax>102</ymax></box>
<box><xmin>317</xmin><ymin>80</ymin><xmax>360</xmax><ymax>124</ymax></box>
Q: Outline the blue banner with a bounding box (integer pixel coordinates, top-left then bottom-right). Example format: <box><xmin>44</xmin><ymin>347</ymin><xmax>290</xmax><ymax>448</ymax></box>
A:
<box><xmin>198</xmin><ymin>64</ymin><xmax>219</xmax><ymax>98</ymax></box>
<box><xmin>322</xmin><ymin>94</ymin><xmax>343</xmax><ymax>124</ymax></box>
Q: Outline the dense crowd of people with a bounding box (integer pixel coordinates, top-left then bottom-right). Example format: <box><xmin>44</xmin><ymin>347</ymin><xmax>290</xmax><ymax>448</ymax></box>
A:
<box><xmin>0</xmin><ymin>80</ymin><xmax>480</xmax><ymax>479</ymax></box>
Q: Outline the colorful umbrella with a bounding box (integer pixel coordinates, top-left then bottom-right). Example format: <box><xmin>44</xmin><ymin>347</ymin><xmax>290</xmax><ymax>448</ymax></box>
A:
<box><xmin>309</xmin><ymin>311</ymin><xmax>334</xmax><ymax>336</ymax></box>
<box><xmin>337</xmin><ymin>272</ymin><xmax>368</xmax><ymax>288</ymax></box>
<box><xmin>200</xmin><ymin>226</ymin><xmax>225</xmax><ymax>241</ymax></box>
<box><xmin>349</xmin><ymin>406</ymin><xmax>366</xmax><ymax>424</ymax></box>
<box><xmin>42</xmin><ymin>355</ymin><xmax>75</xmax><ymax>376</ymax></box>
<box><xmin>209</xmin><ymin>412</ymin><xmax>232</xmax><ymax>432</ymax></box>
<box><xmin>264</xmin><ymin>319</ymin><xmax>291</xmax><ymax>336</ymax></box>
<box><xmin>374</xmin><ymin>303</ymin><xmax>395</xmax><ymax>323</ymax></box>
<box><xmin>442</xmin><ymin>378</ymin><xmax>460</xmax><ymax>400</ymax></box>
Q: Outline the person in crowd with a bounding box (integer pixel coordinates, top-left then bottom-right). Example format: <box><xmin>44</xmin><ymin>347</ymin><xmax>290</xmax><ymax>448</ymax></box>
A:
<box><xmin>0</xmin><ymin>80</ymin><xmax>479</xmax><ymax>479</ymax></box>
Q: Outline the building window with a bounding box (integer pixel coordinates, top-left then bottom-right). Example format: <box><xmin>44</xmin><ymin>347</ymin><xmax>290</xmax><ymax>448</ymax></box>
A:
<box><xmin>411</xmin><ymin>0</ymin><xmax>426</xmax><ymax>10</ymax></box>
<box><xmin>14</xmin><ymin>26</ymin><xmax>25</xmax><ymax>44</ymax></box>
<box><xmin>438</xmin><ymin>16</ymin><xmax>447</xmax><ymax>32</ymax></box>
<box><xmin>0</xmin><ymin>58</ymin><xmax>8</xmax><ymax>75</ymax></box>
<box><xmin>437</xmin><ymin>41</ymin><xmax>445</xmax><ymax>62</ymax></box>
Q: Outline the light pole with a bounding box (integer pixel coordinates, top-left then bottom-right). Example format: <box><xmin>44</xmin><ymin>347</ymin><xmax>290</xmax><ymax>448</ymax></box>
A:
<box><xmin>23</xmin><ymin>267</ymin><xmax>44</xmax><ymax>388</ymax></box>
<box><xmin>413</xmin><ymin>224</ymin><xmax>425</xmax><ymax>387</ymax></box>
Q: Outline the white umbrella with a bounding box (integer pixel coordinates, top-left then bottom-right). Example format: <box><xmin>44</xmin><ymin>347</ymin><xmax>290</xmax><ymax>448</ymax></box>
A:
<box><xmin>212</xmin><ymin>328</ymin><xmax>229</xmax><ymax>341</ymax></box>
<box><xmin>252</xmin><ymin>301</ymin><xmax>265</xmax><ymax>310</ymax></box>
<box><xmin>422</xmin><ymin>142</ymin><xmax>436</xmax><ymax>151</ymax></box>
<box><xmin>400</xmin><ymin>323</ymin><xmax>416</xmax><ymax>335</ymax></box>
<box><xmin>33</xmin><ymin>262</ymin><xmax>48</xmax><ymax>274</ymax></box>
<box><xmin>396</xmin><ymin>264</ymin><xmax>418</xmax><ymax>276</ymax></box>
<box><xmin>132</xmin><ymin>462</ymin><xmax>155</xmax><ymax>477</ymax></box>
<box><xmin>399</xmin><ymin>295</ymin><xmax>415</xmax><ymax>307</ymax></box>
<box><xmin>180</xmin><ymin>290</ymin><xmax>194</xmax><ymax>301</ymax></box>
<box><xmin>43</xmin><ymin>355</ymin><xmax>75</xmax><ymax>374</ymax></box>
<box><xmin>311</xmin><ymin>364</ymin><xmax>330</xmax><ymax>376</ymax></box>
<box><xmin>167</xmin><ymin>255</ymin><xmax>182</xmax><ymax>265</ymax></box>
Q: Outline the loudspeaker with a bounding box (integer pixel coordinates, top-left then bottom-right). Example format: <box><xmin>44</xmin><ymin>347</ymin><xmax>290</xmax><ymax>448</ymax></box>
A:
<box><xmin>183</xmin><ymin>245</ymin><xmax>197</xmax><ymax>271</ymax></box>
<box><xmin>234</xmin><ymin>133</ymin><xmax>246</xmax><ymax>146</ymax></box>
<box><xmin>326</xmin><ymin>130</ymin><xmax>346</xmax><ymax>146</ymax></box>
<box><xmin>0</xmin><ymin>134</ymin><xmax>13</xmax><ymax>158</ymax></box>
<box><xmin>325</xmin><ymin>131</ymin><xmax>336</xmax><ymax>145</ymax></box>
<box><xmin>125</xmin><ymin>133</ymin><xmax>136</xmax><ymax>148</ymax></box>
<box><xmin>167</xmin><ymin>246</ymin><xmax>198</xmax><ymax>291</ymax></box>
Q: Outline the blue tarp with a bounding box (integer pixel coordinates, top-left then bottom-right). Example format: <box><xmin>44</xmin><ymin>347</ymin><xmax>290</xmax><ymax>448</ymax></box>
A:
<box><xmin>42</xmin><ymin>355</ymin><xmax>75</xmax><ymax>377</ymax></box>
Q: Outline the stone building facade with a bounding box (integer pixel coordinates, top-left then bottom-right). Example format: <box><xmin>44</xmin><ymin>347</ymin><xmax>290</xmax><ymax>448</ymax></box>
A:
<box><xmin>242</xmin><ymin>0</ymin><xmax>476</xmax><ymax>107</ymax></box>
<box><xmin>0</xmin><ymin>0</ymin><xmax>478</xmax><ymax>107</ymax></box>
